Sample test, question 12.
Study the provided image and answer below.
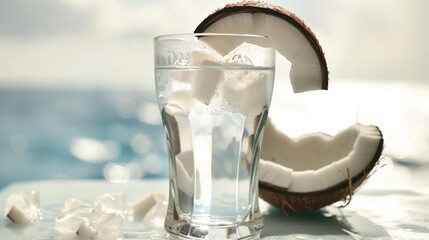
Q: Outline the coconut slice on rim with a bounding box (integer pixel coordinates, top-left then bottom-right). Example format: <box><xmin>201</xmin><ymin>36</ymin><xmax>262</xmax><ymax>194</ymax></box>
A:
<box><xmin>195</xmin><ymin>1</ymin><xmax>384</xmax><ymax>212</ymax></box>
<box><xmin>195</xmin><ymin>0</ymin><xmax>329</xmax><ymax>93</ymax></box>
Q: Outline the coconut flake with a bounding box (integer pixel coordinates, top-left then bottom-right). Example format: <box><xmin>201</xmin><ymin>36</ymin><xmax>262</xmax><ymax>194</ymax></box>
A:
<box><xmin>6</xmin><ymin>206</ymin><xmax>30</xmax><ymax>223</ymax></box>
<box><xmin>132</xmin><ymin>192</ymin><xmax>166</xmax><ymax>222</ymax></box>
<box><xmin>4</xmin><ymin>191</ymin><xmax>41</xmax><ymax>223</ymax></box>
<box><xmin>187</xmin><ymin>49</ymin><xmax>224</xmax><ymax>66</ymax></box>
<box><xmin>76</xmin><ymin>220</ymin><xmax>98</xmax><ymax>238</ymax></box>
<box><xmin>170</xmin><ymin>49</ymin><xmax>224</xmax><ymax>106</ymax></box>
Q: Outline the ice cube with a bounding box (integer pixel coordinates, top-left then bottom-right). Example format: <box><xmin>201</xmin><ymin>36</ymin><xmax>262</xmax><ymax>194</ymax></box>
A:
<box><xmin>63</xmin><ymin>198</ymin><xmax>91</xmax><ymax>212</ymax></box>
<box><xmin>55</xmin><ymin>213</ymin><xmax>124</xmax><ymax>240</ymax></box>
<box><xmin>55</xmin><ymin>214</ymin><xmax>86</xmax><ymax>235</ymax></box>
<box><xmin>90</xmin><ymin>213</ymin><xmax>124</xmax><ymax>240</ymax></box>
<box><xmin>132</xmin><ymin>192</ymin><xmax>166</xmax><ymax>222</ymax></box>
<box><xmin>143</xmin><ymin>201</ymin><xmax>168</xmax><ymax>230</ymax></box>
<box><xmin>221</xmin><ymin>71</ymin><xmax>269</xmax><ymax>116</ymax></box>
<box><xmin>224</xmin><ymin>42</ymin><xmax>273</xmax><ymax>67</ymax></box>
<box><xmin>55</xmin><ymin>200</ymin><xmax>94</xmax><ymax>235</ymax></box>
<box><xmin>220</xmin><ymin>42</ymin><xmax>272</xmax><ymax>116</ymax></box>
<box><xmin>226</xmin><ymin>53</ymin><xmax>253</xmax><ymax>66</ymax></box>
<box><xmin>4</xmin><ymin>191</ymin><xmax>41</xmax><ymax>223</ymax></box>
<box><xmin>93</xmin><ymin>192</ymin><xmax>131</xmax><ymax>219</ymax></box>
<box><xmin>224</xmin><ymin>43</ymin><xmax>255</xmax><ymax>66</ymax></box>
<box><xmin>61</xmin><ymin>202</ymin><xmax>94</xmax><ymax>222</ymax></box>
<box><xmin>55</xmin><ymin>196</ymin><xmax>126</xmax><ymax>239</ymax></box>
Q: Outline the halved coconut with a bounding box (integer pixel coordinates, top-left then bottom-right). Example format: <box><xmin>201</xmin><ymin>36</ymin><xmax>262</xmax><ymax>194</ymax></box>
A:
<box><xmin>195</xmin><ymin>1</ymin><xmax>384</xmax><ymax>212</ymax></box>
<box><xmin>259</xmin><ymin>119</ymin><xmax>383</xmax><ymax>212</ymax></box>
<box><xmin>195</xmin><ymin>0</ymin><xmax>329</xmax><ymax>93</ymax></box>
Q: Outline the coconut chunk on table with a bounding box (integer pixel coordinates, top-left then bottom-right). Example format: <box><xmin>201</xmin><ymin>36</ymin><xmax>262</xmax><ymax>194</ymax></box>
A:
<box><xmin>4</xmin><ymin>191</ymin><xmax>41</xmax><ymax>223</ymax></box>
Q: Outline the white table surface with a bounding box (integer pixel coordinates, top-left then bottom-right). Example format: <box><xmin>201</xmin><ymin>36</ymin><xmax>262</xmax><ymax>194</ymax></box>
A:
<box><xmin>1</xmin><ymin>159</ymin><xmax>429</xmax><ymax>239</ymax></box>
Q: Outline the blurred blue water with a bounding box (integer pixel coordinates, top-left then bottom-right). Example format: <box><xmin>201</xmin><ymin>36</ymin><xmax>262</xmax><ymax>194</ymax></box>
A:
<box><xmin>0</xmin><ymin>88</ymin><xmax>168</xmax><ymax>189</ymax></box>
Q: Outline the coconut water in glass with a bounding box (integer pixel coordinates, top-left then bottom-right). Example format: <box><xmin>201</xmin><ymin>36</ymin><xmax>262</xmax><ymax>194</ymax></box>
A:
<box><xmin>154</xmin><ymin>33</ymin><xmax>275</xmax><ymax>239</ymax></box>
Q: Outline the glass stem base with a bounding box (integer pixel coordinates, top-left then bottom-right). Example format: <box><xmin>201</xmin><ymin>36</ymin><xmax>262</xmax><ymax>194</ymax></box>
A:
<box><xmin>165</xmin><ymin>215</ymin><xmax>263</xmax><ymax>240</ymax></box>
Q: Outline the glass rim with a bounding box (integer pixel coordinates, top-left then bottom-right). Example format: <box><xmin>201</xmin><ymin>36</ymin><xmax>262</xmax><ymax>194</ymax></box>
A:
<box><xmin>154</xmin><ymin>33</ymin><xmax>271</xmax><ymax>41</ymax></box>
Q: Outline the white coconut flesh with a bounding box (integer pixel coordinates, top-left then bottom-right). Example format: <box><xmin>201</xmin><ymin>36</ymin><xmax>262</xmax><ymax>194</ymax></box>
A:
<box><xmin>259</xmin><ymin>120</ymin><xmax>383</xmax><ymax>193</ymax></box>
<box><xmin>195</xmin><ymin>2</ymin><xmax>329</xmax><ymax>93</ymax></box>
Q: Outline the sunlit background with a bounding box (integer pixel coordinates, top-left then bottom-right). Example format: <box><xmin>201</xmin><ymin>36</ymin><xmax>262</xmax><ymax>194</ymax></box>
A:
<box><xmin>1</xmin><ymin>0</ymin><xmax>428</xmax><ymax>188</ymax></box>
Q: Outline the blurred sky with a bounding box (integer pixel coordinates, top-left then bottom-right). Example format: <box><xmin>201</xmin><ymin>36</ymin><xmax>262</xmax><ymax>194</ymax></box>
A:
<box><xmin>0</xmin><ymin>0</ymin><xmax>428</xmax><ymax>91</ymax></box>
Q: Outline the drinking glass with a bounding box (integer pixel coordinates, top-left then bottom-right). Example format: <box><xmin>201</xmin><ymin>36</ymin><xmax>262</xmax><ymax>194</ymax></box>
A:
<box><xmin>154</xmin><ymin>33</ymin><xmax>275</xmax><ymax>239</ymax></box>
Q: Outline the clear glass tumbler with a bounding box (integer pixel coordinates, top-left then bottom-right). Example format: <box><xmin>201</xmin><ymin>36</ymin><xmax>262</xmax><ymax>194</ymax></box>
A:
<box><xmin>154</xmin><ymin>33</ymin><xmax>275</xmax><ymax>239</ymax></box>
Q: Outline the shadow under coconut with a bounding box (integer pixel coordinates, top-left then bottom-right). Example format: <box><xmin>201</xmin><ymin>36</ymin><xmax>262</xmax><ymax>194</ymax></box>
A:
<box><xmin>261</xmin><ymin>205</ymin><xmax>391</xmax><ymax>239</ymax></box>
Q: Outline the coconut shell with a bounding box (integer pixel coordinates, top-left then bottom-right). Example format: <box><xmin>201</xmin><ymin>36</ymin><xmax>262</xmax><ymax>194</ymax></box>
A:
<box><xmin>259</xmin><ymin>129</ymin><xmax>384</xmax><ymax>212</ymax></box>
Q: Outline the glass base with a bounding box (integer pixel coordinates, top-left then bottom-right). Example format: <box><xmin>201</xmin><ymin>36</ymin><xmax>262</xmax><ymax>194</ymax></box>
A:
<box><xmin>165</xmin><ymin>217</ymin><xmax>263</xmax><ymax>240</ymax></box>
